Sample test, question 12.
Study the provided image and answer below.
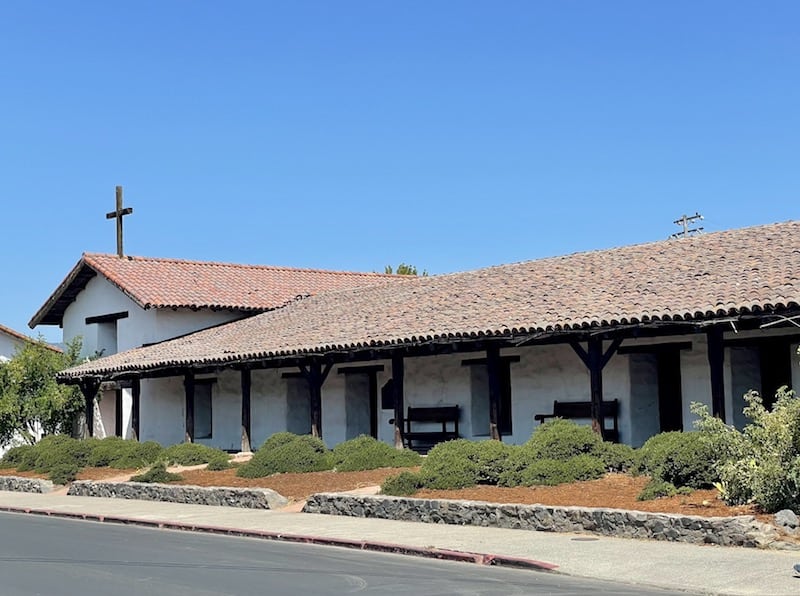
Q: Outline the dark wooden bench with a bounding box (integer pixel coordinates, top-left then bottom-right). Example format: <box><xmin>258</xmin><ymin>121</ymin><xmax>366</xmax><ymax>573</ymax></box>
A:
<box><xmin>534</xmin><ymin>399</ymin><xmax>620</xmax><ymax>442</ymax></box>
<box><xmin>401</xmin><ymin>405</ymin><xmax>460</xmax><ymax>453</ymax></box>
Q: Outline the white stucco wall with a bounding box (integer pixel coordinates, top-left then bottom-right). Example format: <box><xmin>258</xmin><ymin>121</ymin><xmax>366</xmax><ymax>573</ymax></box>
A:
<box><xmin>59</xmin><ymin>274</ymin><xmax>250</xmax><ymax>442</ymax></box>
<box><xmin>0</xmin><ymin>332</ymin><xmax>26</xmax><ymax>360</ymax></box>
<box><xmin>140</xmin><ymin>377</ymin><xmax>185</xmax><ymax>446</ymax></box>
<box><xmin>62</xmin><ymin>275</ymin><xmax>245</xmax><ymax>359</ymax></box>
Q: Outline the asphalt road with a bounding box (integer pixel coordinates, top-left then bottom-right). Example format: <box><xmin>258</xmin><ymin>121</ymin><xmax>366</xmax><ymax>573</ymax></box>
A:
<box><xmin>0</xmin><ymin>512</ymin><xmax>687</xmax><ymax>595</ymax></box>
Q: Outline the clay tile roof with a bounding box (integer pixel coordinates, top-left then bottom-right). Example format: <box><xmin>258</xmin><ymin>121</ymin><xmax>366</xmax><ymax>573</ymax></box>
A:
<box><xmin>0</xmin><ymin>323</ymin><xmax>62</xmax><ymax>353</ymax></box>
<box><xmin>60</xmin><ymin>220</ymin><xmax>800</xmax><ymax>380</ymax></box>
<box><xmin>29</xmin><ymin>253</ymin><xmax>400</xmax><ymax>327</ymax></box>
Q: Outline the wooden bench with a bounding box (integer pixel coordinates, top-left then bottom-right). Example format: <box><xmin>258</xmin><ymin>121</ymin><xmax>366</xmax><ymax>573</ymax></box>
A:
<box><xmin>534</xmin><ymin>399</ymin><xmax>620</xmax><ymax>442</ymax></box>
<box><xmin>401</xmin><ymin>405</ymin><xmax>460</xmax><ymax>453</ymax></box>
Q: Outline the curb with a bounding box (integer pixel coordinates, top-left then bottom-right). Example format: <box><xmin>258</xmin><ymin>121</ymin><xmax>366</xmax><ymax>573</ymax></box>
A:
<box><xmin>0</xmin><ymin>505</ymin><xmax>558</xmax><ymax>572</ymax></box>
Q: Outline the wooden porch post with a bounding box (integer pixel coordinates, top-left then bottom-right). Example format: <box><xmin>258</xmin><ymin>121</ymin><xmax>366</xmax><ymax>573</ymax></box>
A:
<box><xmin>486</xmin><ymin>345</ymin><xmax>502</xmax><ymax>441</ymax></box>
<box><xmin>184</xmin><ymin>371</ymin><xmax>195</xmax><ymax>443</ymax></box>
<box><xmin>571</xmin><ymin>337</ymin><xmax>622</xmax><ymax>438</ymax></box>
<box><xmin>309</xmin><ymin>362</ymin><xmax>323</xmax><ymax>439</ymax></box>
<box><xmin>368</xmin><ymin>370</ymin><xmax>378</xmax><ymax>439</ymax></box>
<box><xmin>707</xmin><ymin>327</ymin><xmax>726</xmax><ymax>420</ymax></box>
<box><xmin>241</xmin><ymin>368</ymin><xmax>252</xmax><ymax>452</ymax></box>
<box><xmin>392</xmin><ymin>354</ymin><xmax>405</xmax><ymax>449</ymax></box>
<box><xmin>131</xmin><ymin>377</ymin><xmax>140</xmax><ymax>441</ymax></box>
<box><xmin>79</xmin><ymin>378</ymin><xmax>101</xmax><ymax>439</ymax></box>
<box><xmin>299</xmin><ymin>360</ymin><xmax>332</xmax><ymax>440</ymax></box>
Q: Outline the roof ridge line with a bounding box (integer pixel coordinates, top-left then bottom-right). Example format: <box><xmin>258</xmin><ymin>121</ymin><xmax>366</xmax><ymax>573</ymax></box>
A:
<box><xmin>82</xmin><ymin>253</ymin><xmax>399</xmax><ymax>277</ymax></box>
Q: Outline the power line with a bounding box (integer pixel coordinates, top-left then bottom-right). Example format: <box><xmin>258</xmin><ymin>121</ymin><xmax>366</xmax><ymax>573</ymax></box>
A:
<box><xmin>670</xmin><ymin>213</ymin><xmax>704</xmax><ymax>239</ymax></box>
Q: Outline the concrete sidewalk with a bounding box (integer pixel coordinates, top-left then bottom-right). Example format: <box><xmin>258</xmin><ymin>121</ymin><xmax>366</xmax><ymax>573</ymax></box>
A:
<box><xmin>0</xmin><ymin>490</ymin><xmax>798</xmax><ymax>595</ymax></box>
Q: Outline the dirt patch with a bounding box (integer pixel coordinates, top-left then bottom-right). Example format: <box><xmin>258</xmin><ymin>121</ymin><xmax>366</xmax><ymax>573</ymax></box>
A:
<box><xmin>0</xmin><ymin>467</ymin><xmax>775</xmax><ymax>525</ymax></box>
<box><xmin>173</xmin><ymin>467</ymin><xmax>412</xmax><ymax>502</ymax></box>
<box><xmin>417</xmin><ymin>474</ymin><xmax>770</xmax><ymax>523</ymax></box>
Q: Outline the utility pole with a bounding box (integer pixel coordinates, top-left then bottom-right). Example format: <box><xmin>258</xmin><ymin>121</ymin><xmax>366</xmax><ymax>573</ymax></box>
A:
<box><xmin>670</xmin><ymin>213</ymin><xmax>704</xmax><ymax>239</ymax></box>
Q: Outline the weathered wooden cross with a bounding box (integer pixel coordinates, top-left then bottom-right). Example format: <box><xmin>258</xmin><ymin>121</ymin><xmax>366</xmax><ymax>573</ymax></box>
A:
<box><xmin>106</xmin><ymin>185</ymin><xmax>133</xmax><ymax>257</ymax></box>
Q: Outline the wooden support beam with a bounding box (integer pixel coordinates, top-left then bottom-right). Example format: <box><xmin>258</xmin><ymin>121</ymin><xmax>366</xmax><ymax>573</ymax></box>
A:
<box><xmin>114</xmin><ymin>389</ymin><xmax>123</xmax><ymax>437</ymax></box>
<box><xmin>461</xmin><ymin>355</ymin><xmax>520</xmax><ymax>367</ymax></box>
<box><xmin>79</xmin><ymin>378</ymin><xmax>101</xmax><ymax>439</ymax></box>
<box><xmin>617</xmin><ymin>342</ymin><xmax>692</xmax><ymax>355</ymax></box>
<box><xmin>241</xmin><ymin>368</ymin><xmax>252</xmax><ymax>453</ymax></box>
<box><xmin>131</xmin><ymin>378</ymin><xmax>140</xmax><ymax>441</ymax></box>
<box><xmin>486</xmin><ymin>345</ymin><xmax>502</xmax><ymax>441</ymax></box>
<box><xmin>306</xmin><ymin>361</ymin><xmax>331</xmax><ymax>440</ymax></box>
<box><xmin>368</xmin><ymin>369</ymin><xmax>378</xmax><ymax>439</ymax></box>
<box><xmin>571</xmin><ymin>337</ymin><xmax>621</xmax><ymax>438</ymax></box>
<box><xmin>184</xmin><ymin>371</ymin><xmax>195</xmax><ymax>443</ymax></box>
<box><xmin>707</xmin><ymin>327</ymin><xmax>726</xmax><ymax>420</ymax></box>
<box><xmin>587</xmin><ymin>338</ymin><xmax>604</xmax><ymax>436</ymax></box>
<box><xmin>337</xmin><ymin>365</ymin><xmax>385</xmax><ymax>375</ymax></box>
<box><xmin>392</xmin><ymin>354</ymin><xmax>404</xmax><ymax>449</ymax></box>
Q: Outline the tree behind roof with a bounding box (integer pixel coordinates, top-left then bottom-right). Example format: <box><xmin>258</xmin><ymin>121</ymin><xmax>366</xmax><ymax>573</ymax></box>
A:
<box><xmin>384</xmin><ymin>263</ymin><xmax>429</xmax><ymax>276</ymax></box>
<box><xmin>0</xmin><ymin>337</ymin><xmax>84</xmax><ymax>447</ymax></box>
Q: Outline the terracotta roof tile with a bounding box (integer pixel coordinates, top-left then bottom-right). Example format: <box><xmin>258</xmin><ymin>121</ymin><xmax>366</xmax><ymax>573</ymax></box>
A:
<box><xmin>30</xmin><ymin>253</ymin><xmax>400</xmax><ymax>327</ymax></box>
<box><xmin>61</xmin><ymin>221</ymin><xmax>800</xmax><ymax>379</ymax></box>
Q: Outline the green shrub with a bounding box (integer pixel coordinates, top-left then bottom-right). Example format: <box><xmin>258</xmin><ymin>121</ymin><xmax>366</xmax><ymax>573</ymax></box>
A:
<box><xmin>331</xmin><ymin>435</ymin><xmax>421</xmax><ymax>472</ymax></box>
<box><xmin>130</xmin><ymin>462</ymin><xmax>183</xmax><ymax>483</ymax></box>
<box><xmin>470</xmin><ymin>440</ymin><xmax>518</xmax><ymax>485</ymax></box>
<box><xmin>31</xmin><ymin>435</ymin><xmax>94</xmax><ymax>475</ymax></box>
<box><xmin>163</xmin><ymin>443</ymin><xmax>228</xmax><ymax>466</ymax></box>
<box><xmin>499</xmin><ymin>454</ymin><xmax>606</xmax><ymax>487</ymax></box>
<box><xmin>206</xmin><ymin>452</ymin><xmax>233</xmax><ymax>471</ymax></box>
<box><xmin>237</xmin><ymin>434</ymin><xmax>332</xmax><ymax>478</ymax></box>
<box><xmin>12</xmin><ymin>444</ymin><xmax>39</xmax><ymax>472</ymax></box>
<box><xmin>48</xmin><ymin>462</ymin><xmax>80</xmax><ymax>485</ymax></box>
<box><xmin>637</xmin><ymin>479</ymin><xmax>678</xmax><ymax>501</ymax></box>
<box><xmin>381</xmin><ymin>471</ymin><xmax>425</xmax><ymax>496</ymax></box>
<box><xmin>596</xmin><ymin>441</ymin><xmax>638</xmax><ymax>472</ymax></box>
<box><xmin>259</xmin><ymin>432</ymin><xmax>303</xmax><ymax>452</ymax></box>
<box><xmin>108</xmin><ymin>441</ymin><xmax>164</xmax><ymax>469</ymax></box>
<box><xmin>694</xmin><ymin>388</ymin><xmax>800</xmax><ymax>512</ymax></box>
<box><xmin>0</xmin><ymin>445</ymin><xmax>34</xmax><ymax>469</ymax></box>
<box><xmin>638</xmin><ymin>431</ymin><xmax>718</xmax><ymax>489</ymax></box>
<box><xmin>87</xmin><ymin>436</ymin><xmax>162</xmax><ymax>468</ymax></box>
<box><xmin>525</xmin><ymin>418</ymin><xmax>604</xmax><ymax>460</ymax></box>
<box><xmin>87</xmin><ymin>437</ymin><xmax>127</xmax><ymax>467</ymax></box>
<box><xmin>419</xmin><ymin>439</ymin><xmax>480</xmax><ymax>489</ymax></box>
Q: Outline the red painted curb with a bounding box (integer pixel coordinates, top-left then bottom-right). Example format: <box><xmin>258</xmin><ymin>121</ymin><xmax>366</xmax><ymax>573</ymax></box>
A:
<box><xmin>0</xmin><ymin>505</ymin><xmax>558</xmax><ymax>572</ymax></box>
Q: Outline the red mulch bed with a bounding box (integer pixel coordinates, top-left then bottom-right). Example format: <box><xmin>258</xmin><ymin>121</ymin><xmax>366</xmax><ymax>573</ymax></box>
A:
<box><xmin>0</xmin><ymin>467</ymin><xmax>772</xmax><ymax>524</ymax></box>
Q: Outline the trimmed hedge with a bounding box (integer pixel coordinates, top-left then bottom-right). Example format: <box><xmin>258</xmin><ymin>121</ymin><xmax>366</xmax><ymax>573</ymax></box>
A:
<box><xmin>525</xmin><ymin>418</ymin><xmax>604</xmax><ymax>460</ymax></box>
<box><xmin>381</xmin><ymin>470</ymin><xmax>425</xmax><ymax>496</ymax></box>
<box><xmin>163</xmin><ymin>443</ymin><xmax>228</xmax><ymax>466</ymax></box>
<box><xmin>500</xmin><ymin>454</ymin><xmax>606</xmax><ymax>487</ymax></box>
<box><xmin>419</xmin><ymin>440</ymin><xmax>481</xmax><ymax>489</ymax></box>
<box><xmin>0</xmin><ymin>445</ymin><xmax>35</xmax><ymax>469</ymax></box>
<box><xmin>237</xmin><ymin>434</ymin><xmax>333</xmax><ymax>478</ymax></box>
<box><xmin>206</xmin><ymin>452</ymin><xmax>234</xmax><ymax>471</ymax></box>
<box><xmin>331</xmin><ymin>435</ymin><xmax>421</xmax><ymax>472</ymax></box>
<box><xmin>638</xmin><ymin>431</ymin><xmax>717</xmax><ymax>489</ymax></box>
<box><xmin>87</xmin><ymin>437</ymin><xmax>164</xmax><ymax>469</ymax></box>
<box><xmin>130</xmin><ymin>462</ymin><xmax>184</xmax><ymax>483</ymax></box>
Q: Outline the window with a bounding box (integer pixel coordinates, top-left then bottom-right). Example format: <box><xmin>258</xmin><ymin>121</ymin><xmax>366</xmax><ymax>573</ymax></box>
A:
<box><xmin>85</xmin><ymin>311</ymin><xmax>128</xmax><ymax>356</ymax></box>
<box><xmin>194</xmin><ymin>381</ymin><xmax>213</xmax><ymax>439</ymax></box>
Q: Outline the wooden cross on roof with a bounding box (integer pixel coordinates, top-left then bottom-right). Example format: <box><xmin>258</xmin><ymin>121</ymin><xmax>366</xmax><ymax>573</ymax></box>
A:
<box><xmin>106</xmin><ymin>186</ymin><xmax>133</xmax><ymax>257</ymax></box>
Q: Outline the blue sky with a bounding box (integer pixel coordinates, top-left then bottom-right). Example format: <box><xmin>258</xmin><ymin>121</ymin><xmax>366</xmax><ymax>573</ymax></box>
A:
<box><xmin>1</xmin><ymin>1</ymin><xmax>798</xmax><ymax>343</ymax></box>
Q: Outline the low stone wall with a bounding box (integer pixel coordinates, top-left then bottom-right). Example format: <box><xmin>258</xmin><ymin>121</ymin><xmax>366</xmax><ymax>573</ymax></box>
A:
<box><xmin>304</xmin><ymin>493</ymin><xmax>782</xmax><ymax>548</ymax></box>
<box><xmin>0</xmin><ymin>475</ymin><xmax>53</xmax><ymax>494</ymax></box>
<box><xmin>68</xmin><ymin>481</ymin><xmax>288</xmax><ymax>510</ymax></box>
